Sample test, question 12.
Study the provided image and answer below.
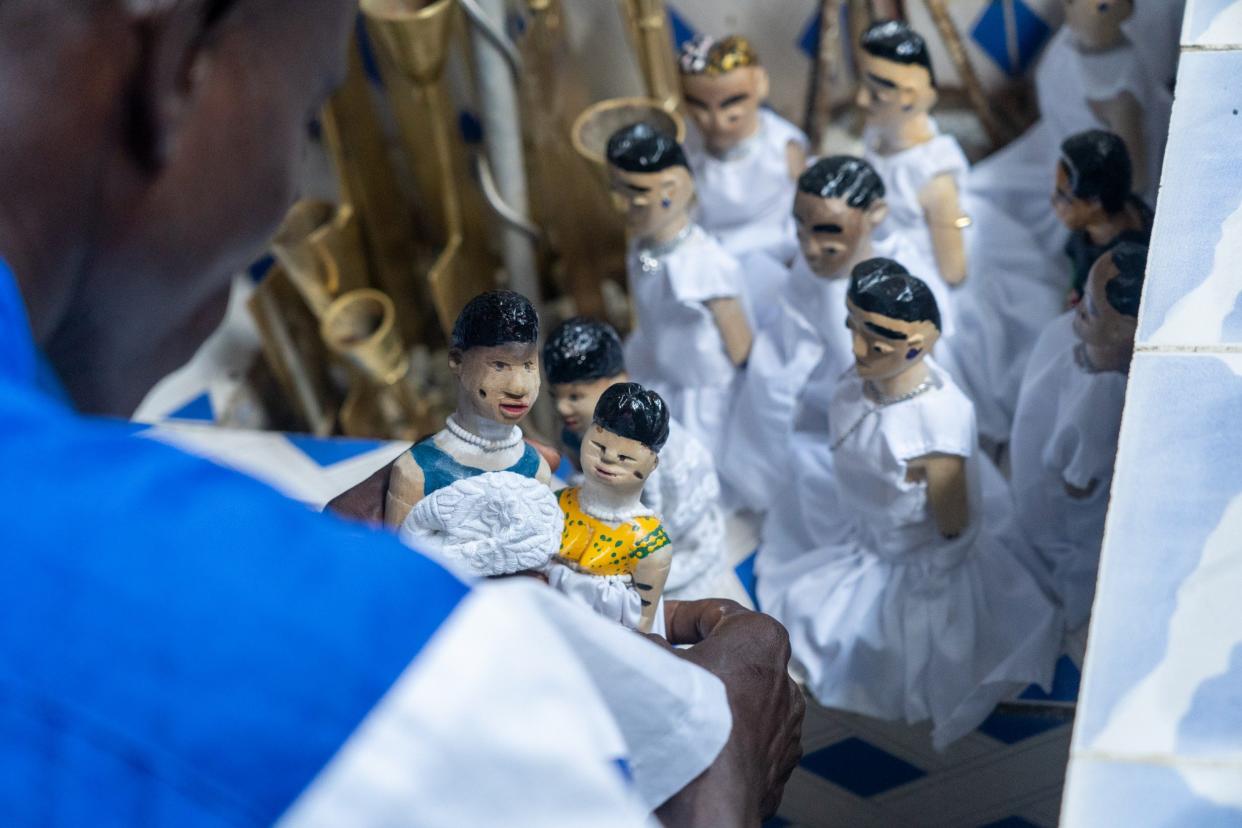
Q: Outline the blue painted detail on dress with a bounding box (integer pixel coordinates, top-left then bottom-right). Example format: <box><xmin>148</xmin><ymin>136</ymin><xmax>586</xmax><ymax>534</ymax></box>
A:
<box><xmin>800</xmin><ymin>737</ymin><xmax>926</xmax><ymax>797</ymax></box>
<box><xmin>286</xmin><ymin>434</ymin><xmax>388</xmax><ymax>468</ymax></box>
<box><xmin>411</xmin><ymin>438</ymin><xmax>541</xmax><ymax>495</ymax></box>
<box><xmin>971</xmin><ymin>0</ymin><xmax>1053</xmax><ymax>77</ymax></box>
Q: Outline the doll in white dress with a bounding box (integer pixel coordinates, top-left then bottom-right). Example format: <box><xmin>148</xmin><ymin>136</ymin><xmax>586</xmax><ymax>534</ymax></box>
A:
<box><xmin>721</xmin><ymin>156</ymin><xmax>920</xmax><ymax>513</ymax></box>
<box><xmin>953</xmin><ymin>130</ymin><xmax>1151</xmax><ymax>446</ymax></box>
<box><xmin>1010</xmin><ymin>242</ymin><xmax>1146</xmax><ymax>633</ymax></box>
<box><xmin>969</xmin><ymin>0</ymin><xmax>1171</xmax><ymax>255</ymax></box>
<box><xmin>607</xmin><ymin>123</ymin><xmax>752</xmax><ymax>457</ymax></box>
<box><xmin>758</xmin><ymin>259</ymin><xmax>1062</xmax><ymax>750</ymax></box>
<box><xmin>545</xmin><ymin>383</ymin><xmax>673</xmax><ymax>635</ymax></box>
<box><xmin>542</xmin><ymin>318</ymin><xmax>729</xmax><ymax>601</ymax></box>
<box><xmin>677</xmin><ymin>34</ymin><xmax>808</xmax><ymax>268</ymax></box>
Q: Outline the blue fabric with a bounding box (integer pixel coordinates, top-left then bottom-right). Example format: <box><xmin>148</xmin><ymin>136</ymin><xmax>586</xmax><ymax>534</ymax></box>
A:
<box><xmin>411</xmin><ymin>437</ymin><xmax>541</xmax><ymax>495</ymax></box>
<box><xmin>0</xmin><ymin>263</ymin><xmax>469</xmax><ymax>825</ymax></box>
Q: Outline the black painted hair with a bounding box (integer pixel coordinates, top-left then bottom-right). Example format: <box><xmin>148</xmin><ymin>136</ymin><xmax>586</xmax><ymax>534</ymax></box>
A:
<box><xmin>798</xmin><ymin>156</ymin><xmax>886</xmax><ymax>208</ymax></box>
<box><xmin>606</xmin><ymin>122</ymin><xmax>689</xmax><ymax>174</ymax></box>
<box><xmin>542</xmin><ymin>318</ymin><xmax>626</xmax><ymax>385</ymax></box>
<box><xmin>848</xmin><ymin>257</ymin><xmax>942</xmax><ymax>331</ymax></box>
<box><xmin>860</xmin><ymin>20</ymin><xmax>935</xmax><ymax>86</ymax></box>
<box><xmin>451</xmin><ymin>290</ymin><xmax>539</xmax><ymax>352</ymax></box>
<box><xmin>592</xmin><ymin>382</ymin><xmax>670</xmax><ymax>453</ymax></box>
<box><xmin>1060</xmin><ymin>130</ymin><xmax>1132</xmax><ymax>214</ymax></box>
<box><xmin>1104</xmin><ymin>241</ymin><xmax>1148</xmax><ymax>318</ymax></box>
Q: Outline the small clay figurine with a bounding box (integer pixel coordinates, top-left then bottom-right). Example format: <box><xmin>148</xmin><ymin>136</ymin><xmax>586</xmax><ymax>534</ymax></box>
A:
<box><xmin>1010</xmin><ymin>241</ymin><xmax>1147</xmax><ymax>634</ymax></box>
<box><xmin>757</xmin><ymin>258</ymin><xmax>1061</xmax><ymax>749</ymax></box>
<box><xmin>545</xmin><ymin>382</ymin><xmax>674</xmax><ymax>634</ymax></box>
<box><xmin>721</xmin><ymin>155</ymin><xmax>925</xmax><ymax>511</ymax></box>
<box><xmin>970</xmin><ymin>0</ymin><xmax>1170</xmax><ymax>253</ymax></box>
<box><xmin>607</xmin><ymin>122</ymin><xmax>752</xmax><ymax>457</ymax></box>
<box><xmin>857</xmin><ymin>20</ymin><xmax>969</xmax><ymax>312</ymax></box>
<box><xmin>1055</xmin><ymin>130</ymin><xmax>1154</xmax><ymax>304</ymax></box>
<box><xmin>677</xmin><ymin>34</ymin><xmax>809</xmax><ymax>263</ymax></box>
<box><xmin>543</xmin><ymin>317</ymin><xmax>726</xmax><ymax>600</ymax></box>
<box><xmin>385</xmin><ymin>290</ymin><xmax>551</xmax><ymax>528</ymax></box>
<box><xmin>398</xmin><ymin>471</ymin><xmax>563</xmax><ymax>579</ymax></box>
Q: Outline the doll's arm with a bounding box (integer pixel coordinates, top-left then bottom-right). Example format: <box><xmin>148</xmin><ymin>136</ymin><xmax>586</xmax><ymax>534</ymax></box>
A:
<box><xmin>908</xmin><ymin>452</ymin><xmax>970</xmax><ymax>539</ymax></box>
<box><xmin>384</xmin><ymin>452</ymin><xmax>426</xmax><ymax>530</ymax></box>
<box><xmin>918</xmin><ymin>173</ymin><xmax>969</xmax><ymax>286</ymax></box>
<box><xmin>706</xmin><ymin>297</ymin><xmax>754</xmax><ymax>366</ymax></box>
<box><xmin>633</xmin><ymin>545</ymin><xmax>674</xmax><ymax>634</ymax></box>
<box><xmin>1091</xmin><ymin>92</ymin><xmax>1147</xmax><ymax>194</ymax></box>
<box><xmin>785</xmin><ymin>140</ymin><xmax>808</xmax><ymax>180</ymax></box>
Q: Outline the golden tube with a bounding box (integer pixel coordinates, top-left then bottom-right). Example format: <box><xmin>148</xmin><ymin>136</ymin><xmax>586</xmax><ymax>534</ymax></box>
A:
<box><xmin>617</xmin><ymin>0</ymin><xmax>682</xmax><ymax>113</ymax></box>
<box><xmin>270</xmin><ymin>200</ymin><xmax>368</xmax><ymax>318</ymax></box>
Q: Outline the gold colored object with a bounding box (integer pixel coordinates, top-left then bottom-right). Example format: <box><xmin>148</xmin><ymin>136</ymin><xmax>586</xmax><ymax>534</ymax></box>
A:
<box><xmin>362</xmin><ymin>0</ymin><xmax>494</xmax><ymax>338</ymax></box>
<box><xmin>270</xmin><ymin>200</ymin><xmax>369</xmax><ymax>317</ymax></box>
<box><xmin>571</xmin><ymin>97</ymin><xmax>686</xmax><ymax>170</ymax></box>
<box><xmin>322</xmin><ymin>289</ymin><xmax>435</xmax><ymax>440</ymax></box>
<box><xmin>617</xmin><ymin>0</ymin><xmax>682</xmax><ymax>113</ymax></box>
<box><xmin>920</xmin><ymin>0</ymin><xmax>1008</xmax><ymax>147</ymax></box>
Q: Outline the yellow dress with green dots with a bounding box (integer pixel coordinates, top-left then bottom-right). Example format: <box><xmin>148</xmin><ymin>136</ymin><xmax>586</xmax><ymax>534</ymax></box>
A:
<box><xmin>556</xmin><ymin>488</ymin><xmax>671</xmax><ymax>576</ymax></box>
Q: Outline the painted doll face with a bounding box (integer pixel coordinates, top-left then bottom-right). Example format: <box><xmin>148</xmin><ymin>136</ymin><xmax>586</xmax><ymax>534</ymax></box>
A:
<box><xmin>579</xmin><ymin>423</ymin><xmax>658</xmax><ymax>497</ymax></box>
<box><xmin>1063</xmin><ymin>0</ymin><xmax>1133</xmax><ymax>42</ymax></box>
<box><xmin>681</xmin><ymin>66</ymin><xmax>769</xmax><ymax>155</ymax></box>
<box><xmin>845</xmin><ymin>298</ymin><xmax>940</xmax><ymax>381</ymax></box>
<box><xmin>608</xmin><ymin>165</ymin><xmax>695</xmax><ymax>241</ymax></box>
<box><xmin>450</xmin><ymin>342</ymin><xmax>540</xmax><ymax>425</ymax></box>
<box><xmin>549</xmin><ymin>375</ymin><xmax>624</xmax><ymax>436</ymax></box>
<box><xmin>855</xmin><ymin>53</ymin><xmax>937</xmax><ymax>132</ymax></box>
<box><xmin>794</xmin><ymin>193</ymin><xmax>888</xmax><ymax>279</ymax></box>
<box><xmin>1052</xmin><ymin>163</ymin><xmax>1105</xmax><ymax>232</ymax></box>
<box><xmin>1074</xmin><ymin>251</ymin><xmax>1138</xmax><ymax>349</ymax></box>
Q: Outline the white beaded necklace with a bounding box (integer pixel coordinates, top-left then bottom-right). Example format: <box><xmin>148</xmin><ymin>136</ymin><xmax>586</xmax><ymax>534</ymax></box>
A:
<box><xmin>830</xmin><ymin>373</ymin><xmax>941</xmax><ymax>451</ymax></box>
<box><xmin>445</xmin><ymin>415</ymin><xmax>523</xmax><ymax>453</ymax></box>
<box><xmin>637</xmin><ymin>223</ymin><xmax>694</xmax><ymax>273</ymax></box>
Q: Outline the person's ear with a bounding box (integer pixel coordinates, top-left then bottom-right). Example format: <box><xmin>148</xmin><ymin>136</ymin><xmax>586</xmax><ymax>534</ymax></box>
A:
<box><xmin>448</xmin><ymin>348</ymin><xmax>465</xmax><ymax>377</ymax></box>
<box><xmin>123</xmin><ymin>1</ymin><xmax>237</xmax><ymax>173</ymax></box>
<box><xmin>866</xmin><ymin>199</ymin><xmax>890</xmax><ymax>228</ymax></box>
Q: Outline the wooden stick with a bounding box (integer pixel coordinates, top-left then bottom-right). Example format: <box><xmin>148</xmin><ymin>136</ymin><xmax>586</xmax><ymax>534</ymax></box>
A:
<box><xmin>922</xmin><ymin>0</ymin><xmax>1007</xmax><ymax>147</ymax></box>
<box><xmin>807</xmin><ymin>0</ymin><xmax>845</xmax><ymax>148</ymax></box>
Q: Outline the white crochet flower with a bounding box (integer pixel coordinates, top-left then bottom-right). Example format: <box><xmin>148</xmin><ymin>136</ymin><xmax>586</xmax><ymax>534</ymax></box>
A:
<box><xmin>399</xmin><ymin>472</ymin><xmax>563</xmax><ymax>578</ymax></box>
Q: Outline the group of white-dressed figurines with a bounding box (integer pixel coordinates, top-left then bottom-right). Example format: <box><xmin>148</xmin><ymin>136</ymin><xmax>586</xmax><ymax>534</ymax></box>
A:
<box><xmin>379</xmin><ymin>7</ymin><xmax>1171</xmax><ymax>750</ymax></box>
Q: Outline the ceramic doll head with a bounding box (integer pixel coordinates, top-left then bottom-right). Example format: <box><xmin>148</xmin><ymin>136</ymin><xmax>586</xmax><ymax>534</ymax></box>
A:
<box><xmin>449</xmin><ymin>290</ymin><xmax>541</xmax><ymax>426</ymax></box>
<box><xmin>1074</xmin><ymin>241</ymin><xmax>1147</xmax><ymax>350</ymax></box>
<box><xmin>795</xmin><ymin>156</ymin><xmax>889</xmax><ymax>279</ymax></box>
<box><xmin>1062</xmin><ymin>0</ymin><xmax>1133</xmax><ymax>46</ymax></box>
<box><xmin>1054</xmin><ymin>130</ymin><xmax>1133</xmax><ymax>231</ymax></box>
<box><xmin>677</xmin><ymin>34</ymin><xmax>770</xmax><ymax>157</ymax></box>
<box><xmin>845</xmin><ymin>258</ymin><xmax>942</xmax><ymax>382</ymax></box>
<box><xmin>606</xmin><ymin>123</ymin><xmax>694</xmax><ymax>243</ymax></box>
<box><xmin>856</xmin><ymin>20</ymin><xmax>938</xmax><ymax>131</ymax></box>
<box><xmin>580</xmin><ymin>382</ymin><xmax>669</xmax><ymax>499</ymax></box>
<box><xmin>543</xmin><ymin>317</ymin><xmax>628</xmax><ymax>437</ymax></box>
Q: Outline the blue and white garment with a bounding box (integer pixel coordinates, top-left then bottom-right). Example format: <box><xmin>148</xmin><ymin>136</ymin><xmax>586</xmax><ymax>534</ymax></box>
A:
<box><xmin>0</xmin><ymin>258</ymin><xmax>731</xmax><ymax>824</ymax></box>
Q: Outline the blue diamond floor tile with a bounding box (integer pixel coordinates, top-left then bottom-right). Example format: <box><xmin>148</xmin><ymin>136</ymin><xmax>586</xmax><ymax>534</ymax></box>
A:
<box><xmin>286</xmin><ymin>434</ymin><xmax>389</xmax><ymax>468</ymax></box>
<box><xmin>734</xmin><ymin>550</ymin><xmax>759</xmax><ymax>609</ymax></box>
<box><xmin>980</xmin><ymin>817</ymin><xmax>1042</xmax><ymax>828</ymax></box>
<box><xmin>977</xmin><ymin>709</ymin><xmax>1067</xmax><ymax>745</ymax></box>
<box><xmin>800</xmin><ymin>737</ymin><xmax>927</xmax><ymax>798</ymax></box>
<box><xmin>169</xmin><ymin>392</ymin><xmax>215</xmax><ymax>423</ymax></box>
<box><xmin>1019</xmin><ymin>655</ymin><xmax>1081</xmax><ymax>703</ymax></box>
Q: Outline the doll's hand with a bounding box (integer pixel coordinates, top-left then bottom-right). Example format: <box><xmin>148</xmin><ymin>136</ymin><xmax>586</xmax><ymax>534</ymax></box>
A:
<box><xmin>654</xmin><ymin>600</ymin><xmax>805</xmax><ymax>827</ymax></box>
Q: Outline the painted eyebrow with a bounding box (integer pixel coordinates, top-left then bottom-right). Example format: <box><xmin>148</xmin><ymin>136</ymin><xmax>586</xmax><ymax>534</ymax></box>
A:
<box><xmin>721</xmin><ymin>93</ymin><xmax>750</xmax><ymax>107</ymax></box>
<box><xmin>683</xmin><ymin>94</ymin><xmax>708</xmax><ymax>108</ymax></box>
<box><xmin>813</xmin><ymin>223</ymin><xmax>844</xmax><ymax>234</ymax></box>
<box><xmin>866</xmin><ymin>72</ymin><xmax>898</xmax><ymax>89</ymax></box>
<box><xmin>864</xmin><ymin>321</ymin><xmax>908</xmax><ymax>340</ymax></box>
<box><xmin>623</xmin><ymin>182</ymin><xmax>651</xmax><ymax>194</ymax></box>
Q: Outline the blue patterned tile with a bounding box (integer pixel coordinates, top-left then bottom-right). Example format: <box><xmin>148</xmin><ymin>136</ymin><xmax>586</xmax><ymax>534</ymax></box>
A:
<box><xmin>1063</xmin><ymin>758</ymin><xmax>1242</xmax><ymax>827</ymax></box>
<box><xmin>734</xmin><ymin>550</ymin><xmax>759</xmax><ymax>609</ymax></box>
<box><xmin>665</xmin><ymin>5</ymin><xmax>697</xmax><ymax>51</ymax></box>
<box><xmin>168</xmin><ymin>393</ymin><xmax>215</xmax><ymax>423</ymax></box>
<box><xmin>976</xmin><ymin>709</ymin><xmax>1067</xmax><ymax>745</ymax></box>
<box><xmin>979</xmin><ymin>817</ymin><xmax>1041</xmax><ymax>828</ymax></box>
<box><xmin>1019</xmin><ymin>656</ymin><xmax>1080</xmax><ymax>704</ymax></box>
<box><xmin>1075</xmin><ymin>353</ymin><xmax>1242</xmax><ymax>753</ymax></box>
<box><xmin>286</xmin><ymin>434</ymin><xmax>389</xmax><ymax>468</ymax></box>
<box><xmin>971</xmin><ymin>0</ymin><xmax>1052</xmax><ymax>77</ymax></box>
<box><xmin>1139</xmin><ymin>50</ymin><xmax>1242</xmax><ymax>347</ymax></box>
<box><xmin>799</xmin><ymin>737</ymin><xmax>926</xmax><ymax>797</ymax></box>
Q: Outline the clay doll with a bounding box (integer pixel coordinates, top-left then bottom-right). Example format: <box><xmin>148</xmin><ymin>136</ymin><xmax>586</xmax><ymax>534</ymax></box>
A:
<box><xmin>856</xmin><ymin>20</ymin><xmax>969</xmax><ymax>323</ymax></box>
<box><xmin>757</xmin><ymin>258</ymin><xmax>1062</xmax><ymax>750</ymax></box>
<box><xmin>607</xmin><ymin>122</ymin><xmax>752</xmax><ymax>457</ymax></box>
<box><xmin>545</xmin><ymin>382</ymin><xmax>673</xmax><ymax>635</ymax></box>
<box><xmin>721</xmin><ymin>155</ymin><xmax>924</xmax><ymax>512</ymax></box>
<box><xmin>385</xmin><ymin>290</ymin><xmax>551</xmax><ymax>528</ymax></box>
<box><xmin>542</xmin><ymin>318</ymin><xmax>727</xmax><ymax>600</ymax></box>
<box><xmin>677</xmin><ymin>34</ymin><xmax>809</xmax><ymax>264</ymax></box>
<box><xmin>953</xmin><ymin>129</ymin><xmax>1151</xmax><ymax>448</ymax></box>
<box><xmin>970</xmin><ymin>0</ymin><xmax>1170</xmax><ymax>254</ymax></box>
<box><xmin>1010</xmin><ymin>242</ymin><xmax>1146</xmax><ymax>635</ymax></box>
